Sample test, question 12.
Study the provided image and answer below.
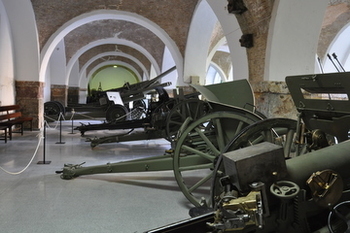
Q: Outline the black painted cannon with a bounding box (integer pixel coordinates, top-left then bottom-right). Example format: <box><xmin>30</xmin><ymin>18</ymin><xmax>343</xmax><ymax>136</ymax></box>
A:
<box><xmin>44</xmin><ymin>66</ymin><xmax>175</xmax><ymax>122</ymax></box>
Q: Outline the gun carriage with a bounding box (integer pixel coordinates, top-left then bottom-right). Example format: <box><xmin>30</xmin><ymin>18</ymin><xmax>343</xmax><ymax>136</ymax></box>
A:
<box><xmin>58</xmin><ymin>72</ymin><xmax>350</xmax><ymax>232</ymax></box>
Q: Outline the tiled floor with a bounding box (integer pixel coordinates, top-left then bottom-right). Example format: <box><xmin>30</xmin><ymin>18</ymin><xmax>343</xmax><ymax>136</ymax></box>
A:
<box><xmin>0</xmin><ymin>118</ymin><xmax>200</xmax><ymax>233</ymax></box>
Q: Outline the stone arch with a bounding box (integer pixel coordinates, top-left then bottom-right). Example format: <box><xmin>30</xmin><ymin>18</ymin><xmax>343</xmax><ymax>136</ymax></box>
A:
<box><xmin>79</xmin><ymin>51</ymin><xmax>149</xmax><ymax>87</ymax></box>
<box><xmin>0</xmin><ymin>0</ymin><xmax>15</xmax><ymax>105</ymax></box>
<box><xmin>184</xmin><ymin>0</ymin><xmax>220</xmax><ymax>85</ymax></box>
<box><xmin>206</xmin><ymin>0</ymin><xmax>248</xmax><ymax>81</ymax></box>
<box><xmin>67</xmin><ymin>38</ymin><xmax>157</xmax><ymax>88</ymax></box>
<box><xmin>86</xmin><ymin>61</ymin><xmax>142</xmax><ymax>90</ymax></box>
<box><xmin>323</xmin><ymin>22</ymin><xmax>350</xmax><ymax>72</ymax></box>
<box><xmin>40</xmin><ymin>10</ymin><xmax>183</xmax><ymax>84</ymax></box>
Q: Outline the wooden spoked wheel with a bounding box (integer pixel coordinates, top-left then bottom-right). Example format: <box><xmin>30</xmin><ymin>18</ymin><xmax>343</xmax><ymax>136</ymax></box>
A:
<box><xmin>173</xmin><ymin>110</ymin><xmax>263</xmax><ymax>207</ymax></box>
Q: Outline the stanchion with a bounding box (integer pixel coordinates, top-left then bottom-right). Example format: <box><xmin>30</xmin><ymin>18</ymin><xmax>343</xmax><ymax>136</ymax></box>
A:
<box><xmin>69</xmin><ymin>108</ymin><xmax>76</xmax><ymax>134</ymax></box>
<box><xmin>56</xmin><ymin>112</ymin><xmax>65</xmax><ymax>144</ymax></box>
<box><xmin>38</xmin><ymin>121</ymin><xmax>51</xmax><ymax>165</ymax></box>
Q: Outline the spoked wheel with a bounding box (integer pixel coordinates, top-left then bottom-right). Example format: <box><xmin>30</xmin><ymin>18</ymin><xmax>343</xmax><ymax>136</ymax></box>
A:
<box><xmin>210</xmin><ymin>118</ymin><xmax>299</xmax><ymax>207</ymax></box>
<box><xmin>150</xmin><ymin>99</ymin><xmax>176</xmax><ymax>131</ymax></box>
<box><xmin>44</xmin><ymin>101</ymin><xmax>64</xmax><ymax>121</ymax></box>
<box><xmin>165</xmin><ymin>99</ymin><xmax>209</xmax><ymax>141</ymax></box>
<box><xmin>105</xmin><ymin>105</ymin><xmax>129</xmax><ymax>123</ymax></box>
<box><xmin>130</xmin><ymin>100</ymin><xmax>146</xmax><ymax>120</ymax></box>
<box><xmin>173</xmin><ymin>110</ymin><xmax>262</xmax><ymax>207</ymax></box>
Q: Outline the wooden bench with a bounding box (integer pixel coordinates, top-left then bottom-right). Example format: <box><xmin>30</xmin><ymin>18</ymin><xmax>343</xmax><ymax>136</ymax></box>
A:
<box><xmin>0</xmin><ymin>105</ymin><xmax>33</xmax><ymax>141</ymax></box>
<box><xmin>0</xmin><ymin>126</ymin><xmax>8</xmax><ymax>143</ymax></box>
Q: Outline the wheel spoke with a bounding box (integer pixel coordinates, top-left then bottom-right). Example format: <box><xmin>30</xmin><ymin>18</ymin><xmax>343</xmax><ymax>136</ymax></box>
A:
<box><xmin>188</xmin><ymin>172</ymin><xmax>214</xmax><ymax>193</ymax></box>
<box><xmin>179</xmin><ymin>162</ymin><xmax>213</xmax><ymax>172</ymax></box>
<box><xmin>211</xmin><ymin>118</ymin><xmax>299</xmax><ymax>207</ymax></box>
<box><xmin>234</xmin><ymin>120</ymin><xmax>245</xmax><ymax>135</ymax></box>
<box><xmin>195</xmin><ymin>127</ymin><xmax>220</xmax><ymax>156</ymax></box>
<box><xmin>181</xmin><ymin>144</ymin><xmax>216</xmax><ymax>161</ymax></box>
<box><xmin>213</xmin><ymin>118</ymin><xmax>225</xmax><ymax>151</ymax></box>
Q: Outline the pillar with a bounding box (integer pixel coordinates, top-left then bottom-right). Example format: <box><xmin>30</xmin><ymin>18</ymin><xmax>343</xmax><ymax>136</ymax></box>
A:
<box><xmin>15</xmin><ymin>81</ymin><xmax>44</xmax><ymax>129</ymax></box>
<box><xmin>51</xmin><ymin>84</ymin><xmax>68</xmax><ymax>106</ymax></box>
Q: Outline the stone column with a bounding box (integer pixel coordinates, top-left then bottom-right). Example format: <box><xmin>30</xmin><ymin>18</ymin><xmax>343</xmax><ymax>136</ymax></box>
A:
<box><xmin>51</xmin><ymin>84</ymin><xmax>68</xmax><ymax>106</ymax></box>
<box><xmin>15</xmin><ymin>81</ymin><xmax>44</xmax><ymax>129</ymax></box>
<box><xmin>252</xmin><ymin>81</ymin><xmax>298</xmax><ymax>119</ymax></box>
<box><xmin>68</xmin><ymin>87</ymin><xmax>80</xmax><ymax>105</ymax></box>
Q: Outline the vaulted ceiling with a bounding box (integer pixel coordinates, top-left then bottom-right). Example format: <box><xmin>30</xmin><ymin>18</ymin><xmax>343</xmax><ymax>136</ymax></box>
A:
<box><xmin>31</xmin><ymin>0</ymin><xmax>199</xmax><ymax>80</ymax></box>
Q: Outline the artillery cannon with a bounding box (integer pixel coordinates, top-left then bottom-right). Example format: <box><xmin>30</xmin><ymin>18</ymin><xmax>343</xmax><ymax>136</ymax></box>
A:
<box><xmin>145</xmin><ymin>139</ymin><xmax>350</xmax><ymax>233</ymax></box>
<box><xmin>58</xmin><ymin>71</ymin><xmax>350</xmax><ymax>215</ymax></box>
<box><xmin>57</xmin><ymin>79</ymin><xmax>266</xmax><ymax>206</ymax></box>
<box><xmin>44</xmin><ymin>66</ymin><xmax>176</xmax><ymax>121</ymax></box>
<box><xmin>78</xmin><ymin>79</ymin><xmax>260</xmax><ymax>147</ymax></box>
<box><xmin>144</xmin><ymin>72</ymin><xmax>350</xmax><ymax>233</ymax></box>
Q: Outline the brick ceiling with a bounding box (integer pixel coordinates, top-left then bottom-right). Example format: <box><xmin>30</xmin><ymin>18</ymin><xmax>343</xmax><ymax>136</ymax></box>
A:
<box><xmin>31</xmin><ymin>0</ymin><xmax>199</xmax><ymax>78</ymax></box>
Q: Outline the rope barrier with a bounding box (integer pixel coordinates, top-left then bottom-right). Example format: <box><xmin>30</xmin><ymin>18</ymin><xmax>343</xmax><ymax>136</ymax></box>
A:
<box><xmin>0</xmin><ymin>129</ymin><xmax>44</xmax><ymax>175</ymax></box>
<box><xmin>0</xmin><ymin>105</ymin><xmax>147</xmax><ymax>175</ymax></box>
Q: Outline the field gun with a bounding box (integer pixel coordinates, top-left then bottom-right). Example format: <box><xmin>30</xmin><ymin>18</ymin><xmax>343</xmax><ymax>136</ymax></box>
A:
<box><xmin>145</xmin><ymin>139</ymin><xmax>350</xmax><ymax>233</ymax></box>
<box><xmin>144</xmin><ymin>72</ymin><xmax>350</xmax><ymax>232</ymax></box>
<box><xmin>58</xmin><ymin>71</ymin><xmax>350</xmax><ymax>214</ymax></box>
<box><xmin>45</xmin><ymin>66</ymin><xmax>175</xmax><ymax>121</ymax></box>
<box><xmin>79</xmin><ymin>79</ymin><xmax>260</xmax><ymax>148</ymax></box>
<box><xmin>57</xmin><ymin>79</ymin><xmax>266</xmax><ymax>207</ymax></box>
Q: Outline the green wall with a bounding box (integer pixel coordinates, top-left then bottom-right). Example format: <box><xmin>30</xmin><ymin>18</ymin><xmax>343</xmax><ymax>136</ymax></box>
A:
<box><xmin>89</xmin><ymin>66</ymin><xmax>138</xmax><ymax>91</ymax></box>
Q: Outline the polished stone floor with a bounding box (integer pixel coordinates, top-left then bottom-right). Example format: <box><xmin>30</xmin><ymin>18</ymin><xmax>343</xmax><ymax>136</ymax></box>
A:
<box><xmin>0</xmin><ymin>118</ymin><xmax>201</xmax><ymax>233</ymax></box>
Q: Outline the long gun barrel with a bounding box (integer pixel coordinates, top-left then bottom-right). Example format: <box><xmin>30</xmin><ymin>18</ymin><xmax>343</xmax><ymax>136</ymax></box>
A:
<box><xmin>105</xmin><ymin>66</ymin><xmax>176</xmax><ymax>93</ymax></box>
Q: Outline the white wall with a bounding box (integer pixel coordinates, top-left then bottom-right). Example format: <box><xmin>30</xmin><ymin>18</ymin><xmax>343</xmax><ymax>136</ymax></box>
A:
<box><xmin>207</xmin><ymin>0</ymin><xmax>248</xmax><ymax>80</ymax></box>
<box><xmin>161</xmin><ymin>46</ymin><xmax>177</xmax><ymax>89</ymax></box>
<box><xmin>0</xmin><ymin>0</ymin><xmax>15</xmax><ymax>105</ymax></box>
<box><xmin>2</xmin><ymin>0</ymin><xmax>40</xmax><ymax>82</ymax></box>
<box><xmin>69</xmin><ymin>59</ymin><xmax>80</xmax><ymax>87</ymax></box>
<box><xmin>265</xmin><ymin>0</ymin><xmax>328</xmax><ymax>81</ymax></box>
<box><xmin>49</xmin><ymin>39</ymin><xmax>67</xmax><ymax>86</ymax></box>
<box><xmin>184</xmin><ymin>0</ymin><xmax>217</xmax><ymax>85</ymax></box>
<box><xmin>324</xmin><ymin>23</ymin><xmax>350</xmax><ymax>73</ymax></box>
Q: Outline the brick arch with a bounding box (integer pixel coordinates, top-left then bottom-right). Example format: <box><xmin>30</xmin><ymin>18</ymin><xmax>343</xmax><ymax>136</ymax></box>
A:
<box><xmin>66</xmin><ymin>38</ymin><xmax>158</xmax><ymax>87</ymax></box>
<box><xmin>40</xmin><ymin>9</ymin><xmax>183</xmax><ymax>84</ymax></box>
<box><xmin>79</xmin><ymin>51</ymin><xmax>149</xmax><ymax>88</ymax></box>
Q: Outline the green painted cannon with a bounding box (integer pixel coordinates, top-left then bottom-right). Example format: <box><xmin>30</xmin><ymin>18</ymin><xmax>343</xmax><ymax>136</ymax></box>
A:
<box><xmin>58</xmin><ymin>72</ymin><xmax>350</xmax><ymax>209</ymax></box>
<box><xmin>57</xmin><ymin>79</ymin><xmax>266</xmax><ymax>206</ymax></box>
<box><xmin>145</xmin><ymin>72</ymin><xmax>350</xmax><ymax>233</ymax></box>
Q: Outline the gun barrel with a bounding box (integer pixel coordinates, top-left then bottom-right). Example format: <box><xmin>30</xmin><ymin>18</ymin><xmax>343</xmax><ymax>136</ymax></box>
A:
<box><xmin>286</xmin><ymin>140</ymin><xmax>350</xmax><ymax>188</ymax></box>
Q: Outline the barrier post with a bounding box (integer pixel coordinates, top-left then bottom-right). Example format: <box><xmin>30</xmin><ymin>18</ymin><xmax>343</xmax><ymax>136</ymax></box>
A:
<box><xmin>38</xmin><ymin>121</ymin><xmax>51</xmax><ymax>164</ymax></box>
<box><xmin>56</xmin><ymin>112</ymin><xmax>65</xmax><ymax>144</ymax></box>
